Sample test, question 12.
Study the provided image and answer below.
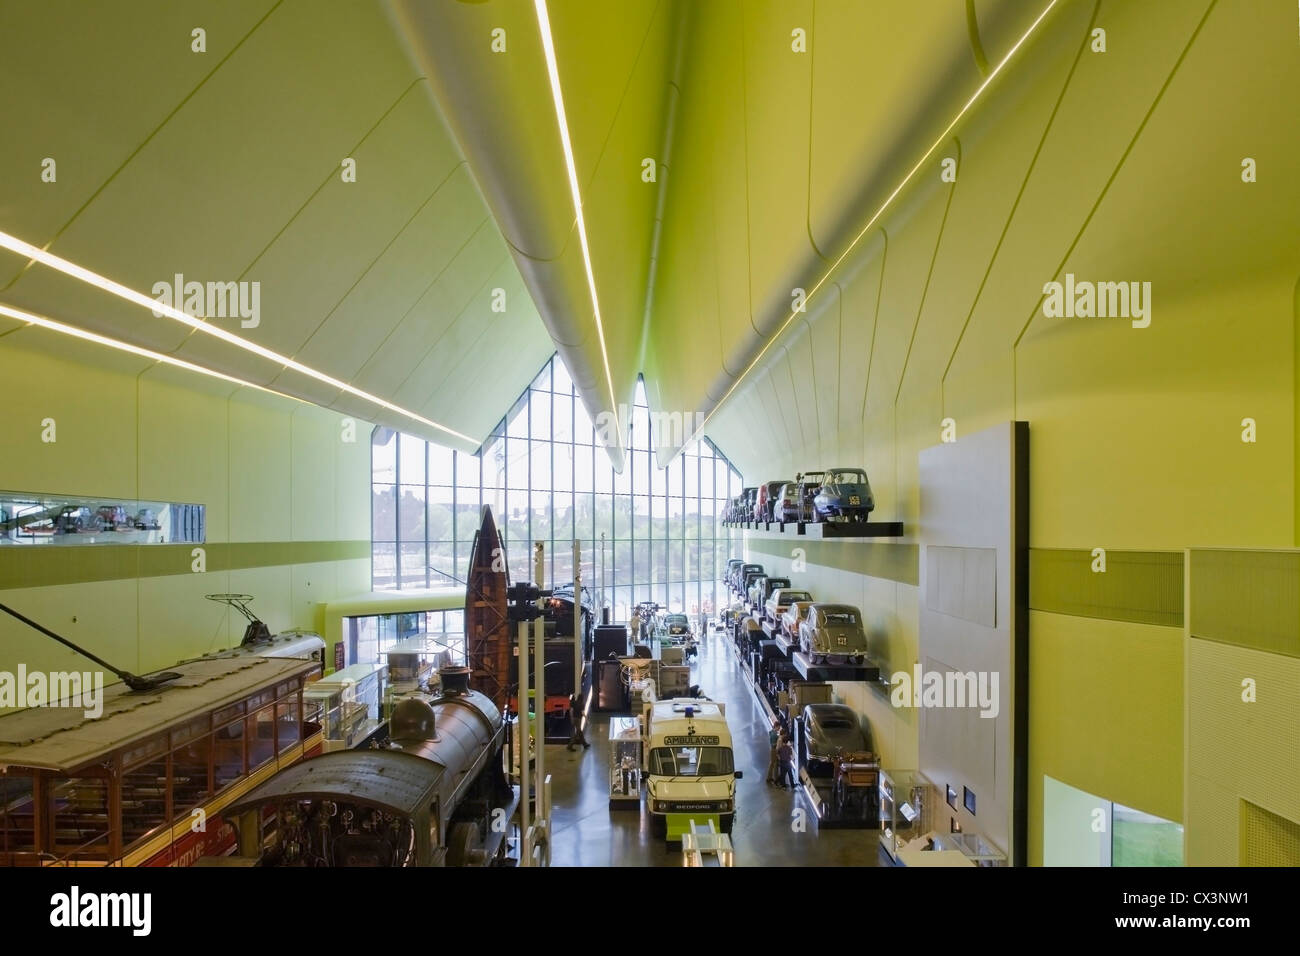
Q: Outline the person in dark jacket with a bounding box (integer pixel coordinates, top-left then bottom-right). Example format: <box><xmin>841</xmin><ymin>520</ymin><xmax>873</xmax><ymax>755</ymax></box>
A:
<box><xmin>766</xmin><ymin>721</ymin><xmax>781</xmax><ymax>785</ymax></box>
<box><xmin>567</xmin><ymin>693</ymin><xmax>590</xmax><ymax>751</ymax></box>
<box><xmin>777</xmin><ymin>734</ymin><xmax>796</xmax><ymax>790</ymax></box>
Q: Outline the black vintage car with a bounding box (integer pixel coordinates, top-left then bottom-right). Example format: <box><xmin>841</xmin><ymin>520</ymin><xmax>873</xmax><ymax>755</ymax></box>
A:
<box><xmin>738</xmin><ymin>487</ymin><xmax>758</xmax><ymax>522</ymax></box>
<box><xmin>800</xmin><ymin>703</ymin><xmax>872</xmax><ymax>774</ymax></box>
<box><xmin>724</xmin><ymin>558</ymin><xmax>744</xmax><ymax>586</ymax></box>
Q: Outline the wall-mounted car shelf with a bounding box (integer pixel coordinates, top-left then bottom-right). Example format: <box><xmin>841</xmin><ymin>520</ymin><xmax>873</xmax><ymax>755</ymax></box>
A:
<box><xmin>722</xmin><ymin>520</ymin><xmax>904</xmax><ymax>538</ymax></box>
<box><xmin>754</xmin><ymin>613</ymin><xmax>895</xmax><ymax>690</ymax></box>
<box><xmin>864</xmin><ymin>671</ymin><xmax>896</xmax><ymax>699</ymax></box>
<box><xmin>792</xmin><ymin>653</ymin><xmax>881</xmax><ymax>683</ymax></box>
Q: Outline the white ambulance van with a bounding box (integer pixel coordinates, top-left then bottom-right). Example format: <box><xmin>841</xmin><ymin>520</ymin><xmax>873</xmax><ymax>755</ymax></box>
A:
<box><xmin>644</xmin><ymin>699</ymin><xmax>741</xmax><ymax>837</ymax></box>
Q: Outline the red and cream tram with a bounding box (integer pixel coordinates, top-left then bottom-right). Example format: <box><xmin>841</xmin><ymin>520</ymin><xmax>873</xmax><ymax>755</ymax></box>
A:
<box><xmin>0</xmin><ymin>643</ymin><xmax>324</xmax><ymax>867</ymax></box>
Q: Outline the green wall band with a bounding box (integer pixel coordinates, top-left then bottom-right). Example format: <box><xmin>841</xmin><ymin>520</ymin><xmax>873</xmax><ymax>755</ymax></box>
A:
<box><xmin>1029</xmin><ymin>549</ymin><xmax>1184</xmax><ymax>627</ymax></box>
<box><xmin>1190</xmin><ymin>549</ymin><xmax>1300</xmax><ymax>658</ymax></box>
<box><xmin>745</xmin><ymin>539</ymin><xmax>1187</xmax><ymax>626</ymax></box>
<box><xmin>744</xmin><ymin>536</ymin><xmax>920</xmax><ymax>587</ymax></box>
<box><xmin>0</xmin><ymin>540</ymin><xmax>371</xmax><ymax>590</ymax></box>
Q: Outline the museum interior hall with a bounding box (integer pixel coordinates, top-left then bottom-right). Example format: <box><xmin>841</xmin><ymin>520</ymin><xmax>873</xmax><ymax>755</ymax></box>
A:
<box><xmin>0</xmin><ymin>0</ymin><xmax>1297</xmax><ymax>889</ymax></box>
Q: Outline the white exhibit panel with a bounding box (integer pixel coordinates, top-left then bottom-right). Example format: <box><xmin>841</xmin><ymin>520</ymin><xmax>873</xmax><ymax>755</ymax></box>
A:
<box><xmin>917</xmin><ymin>421</ymin><xmax>1028</xmax><ymax>865</ymax></box>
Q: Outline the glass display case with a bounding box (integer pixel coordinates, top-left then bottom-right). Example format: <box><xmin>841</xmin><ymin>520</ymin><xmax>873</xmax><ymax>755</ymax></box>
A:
<box><xmin>303</xmin><ymin>683</ymin><xmax>346</xmax><ymax>750</ymax></box>
<box><xmin>381</xmin><ymin>636</ymin><xmax>463</xmax><ymax>718</ymax></box>
<box><xmin>386</xmin><ymin>638</ymin><xmax>436</xmax><ymax>686</ymax></box>
<box><xmin>608</xmin><ymin>717</ymin><xmax>643</xmax><ymax>810</ymax></box>
<box><xmin>0</xmin><ymin>490</ymin><xmax>204</xmax><ymax>546</ymax></box>
<box><xmin>878</xmin><ymin>769</ymin><xmax>935</xmax><ymax>863</ymax></box>
<box><xmin>927</xmin><ymin>829</ymin><xmax>1007</xmax><ymax>866</ymax></box>
<box><xmin>309</xmin><ymin>663</ymin><xmax>386</xmax><ymax>751</ymax></box>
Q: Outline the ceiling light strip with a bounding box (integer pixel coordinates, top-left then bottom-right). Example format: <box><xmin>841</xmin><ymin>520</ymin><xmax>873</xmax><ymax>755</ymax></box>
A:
<box><xmin>0</xmin><ymin>230</ymin><xmax>477</xmax><ymax>444</ymax></box>
<box><xmin>691</xmin><ymin>0</ymin><xmax>1061</xmax><ymax>440</ymax></box>
<box><xmin>533</xmin><ymin>0</ymin><xmax>623</xmax><ymax>453</ymax></box>
<box><xmin>0</xmin><ymin>302</ymin><xmax>302</xmax><ymax>398</ymax></box>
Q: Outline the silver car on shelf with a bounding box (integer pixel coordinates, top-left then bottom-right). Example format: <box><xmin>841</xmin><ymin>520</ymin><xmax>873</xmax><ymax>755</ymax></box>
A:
<box><xmin>798</xmin><ymin>603</ymin><xmax>870</xmax><ymax>665</ymax></box>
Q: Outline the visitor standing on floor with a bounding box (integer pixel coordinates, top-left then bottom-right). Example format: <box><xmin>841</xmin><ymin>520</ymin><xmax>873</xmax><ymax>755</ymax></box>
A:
<box><xmin>566</xmin><ymin>693</ymin><xmax>590</xmax><ymax>751</ymax></box>
<box><xmin>766</xmin><ymin>721</ymin><xmax>781</xmax><ymax>785</ymax></box>
<box><xmin>777</xmin><ymin>734</ymin><xmax>796</xmax><ymax>790</ymax></box>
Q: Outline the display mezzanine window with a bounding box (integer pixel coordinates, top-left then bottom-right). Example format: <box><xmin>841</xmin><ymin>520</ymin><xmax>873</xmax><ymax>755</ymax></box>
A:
<box><xmin>371</xmin><ymin>354</ymin><xmax>743</xmax><ymax>620</ymax></box>
<box><xmin>0</xmin><ymin>491</ymin><xmax>204</xmax><ymax>546</ymax></box>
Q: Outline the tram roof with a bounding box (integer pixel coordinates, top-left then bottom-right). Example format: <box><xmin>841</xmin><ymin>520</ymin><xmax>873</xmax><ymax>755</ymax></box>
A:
<box><xmin>0</xmin><ymin>654</ymin><xmax>318</xmax><ymax>773</ymax></box>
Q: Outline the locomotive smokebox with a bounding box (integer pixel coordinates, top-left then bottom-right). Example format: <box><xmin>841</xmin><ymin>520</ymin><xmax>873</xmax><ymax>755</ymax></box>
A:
<box><xmin>440</xmin><ymin>666</ymin><xmax>472</xmax><ymax>696</ymax></box>
<box><xmin>390</xmin><ymin>697</ymin><xmax>437</xmax><ymax>742</ymax></box>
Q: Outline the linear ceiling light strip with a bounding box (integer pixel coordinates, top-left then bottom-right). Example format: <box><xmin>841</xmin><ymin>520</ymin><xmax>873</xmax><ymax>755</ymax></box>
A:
<box><xmin>533</xmin><ymin>0</ymin><xmax>623</xmax><ymax>457</ymax></box>
<box><xmin>0</xmin><ymin>230</ymin><xmax>477</xmax><ymax>445</ymax></box>
<box><xmin>0</xmin><ymin>301</ymin><xmax>302</xmax><ymax>398</ymax></box>
<box><xmin>690</xmin><ymin>0</ymin><xmax>1061</xmax><ymax>441</ymax></box>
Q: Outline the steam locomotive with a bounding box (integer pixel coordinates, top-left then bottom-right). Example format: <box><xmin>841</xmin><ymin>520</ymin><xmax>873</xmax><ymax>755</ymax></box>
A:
<box><xmin>221</xmin><ymin>667</ymin><xmax>517</xmax><ymax>866</ymax></box>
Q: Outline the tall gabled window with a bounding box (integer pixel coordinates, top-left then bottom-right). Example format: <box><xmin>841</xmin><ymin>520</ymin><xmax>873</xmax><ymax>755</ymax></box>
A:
<box><xmin>371</xmin><ymin>354</ymin><xmax>742</xmax><ymax>619</ymax></box>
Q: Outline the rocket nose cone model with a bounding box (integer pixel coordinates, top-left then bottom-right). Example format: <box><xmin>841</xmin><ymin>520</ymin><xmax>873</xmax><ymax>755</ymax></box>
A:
<box><xmin>466</xmin><ymin>505</ymin><xmax>510</xmax><ymax>709</ymax></box>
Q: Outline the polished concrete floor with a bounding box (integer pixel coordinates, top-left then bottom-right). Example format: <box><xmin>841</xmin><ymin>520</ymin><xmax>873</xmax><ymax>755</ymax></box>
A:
<box><xmin>545</xmin><ymin>626</ymin><xmax>889</xmax><ymax>867</ymax></box>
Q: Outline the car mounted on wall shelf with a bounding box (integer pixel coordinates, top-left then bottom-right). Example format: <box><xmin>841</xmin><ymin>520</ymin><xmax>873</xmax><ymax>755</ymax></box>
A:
<box><xmin>812</xmin><ymin>468</ymin><xmax>875</xmax><ymax>523</ymax></box>
<box><xmin>774</xmin><ymin>482</ymin><xmax>803</xmax><ymax>523</ymax></box>
<box><xmin>725</xmin><ymin>558</ymin><xmax>744</xmax><ymax>587</ymax></box>
<box><xmin>737</xmin><ymin>564</ymin><xmax>764</xmax><ymax>595</ymax></box>
<box><xmin>780</xmin><ymin>600</ymin><xmax>814</xmax><ymax>641</ymax></box>
<box><xmin>738</xmin><ymin>487</ymin><xmax>758</xmax><ymax>522</ymax></box>
<box><xmin>798</xmin><ymin>603</ymin><xmax>870</xmax><ymax>665</ymax></box>
<box><xmin>800</xmin><ymin>703</ymin><xmax>873</xmax><ymax>774</ymax></box>
<box><xmin>794</xmin><ymin>471</ymin><xmax>825</xmax><ymax>522</ymax></box>
<box><xmin>749</xmin><ymin>575</ymin><xmax>790</xmax><ymax>611</ymax></box>
<box><xmin>754</xmin><ymin>480</ymin><xmax>792</xmax><ymax>522</ymax></box>
<box><xmin>764</xmin><ymin>587</ymin><xmax>813</xmax><ymax>631</ymax></box>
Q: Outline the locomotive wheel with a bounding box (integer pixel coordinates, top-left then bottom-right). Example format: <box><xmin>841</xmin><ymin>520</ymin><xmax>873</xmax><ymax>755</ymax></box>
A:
<box><xmin>446</xmin><ymin>821</ymin><xmax>479</xmax><ymax>867</ymax></box>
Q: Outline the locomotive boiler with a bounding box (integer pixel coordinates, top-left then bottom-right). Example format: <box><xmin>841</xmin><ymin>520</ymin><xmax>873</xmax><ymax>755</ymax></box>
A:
<box><xmin>222</xmin><ymin>666</ymin><xmax>517</xmax><ymax>866</ymax></box>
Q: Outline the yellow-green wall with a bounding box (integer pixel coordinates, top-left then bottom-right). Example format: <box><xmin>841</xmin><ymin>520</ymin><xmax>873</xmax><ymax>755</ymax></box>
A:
<box><xmin>699</xmin><ymin>0</ymin><xmax>1300</xmax><ymax>863</ymax></box>
<box><xmin>0</xmin><ymin>330</ymin><xmax>371</xmax><ymax>689</ymax></box>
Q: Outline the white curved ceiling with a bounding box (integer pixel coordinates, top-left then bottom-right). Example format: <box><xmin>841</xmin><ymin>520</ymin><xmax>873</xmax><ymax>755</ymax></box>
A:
<box><xmin>8</xmin><ymin>0</ymin><xmax>1287</xmax><ymax>483</ymax></box>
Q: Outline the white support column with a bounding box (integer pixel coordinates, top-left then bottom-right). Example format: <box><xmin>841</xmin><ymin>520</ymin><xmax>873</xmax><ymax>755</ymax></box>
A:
<box><xmin>533</xmin><ymin>542</ymin><xmax>546</xmax><ymax>864</ymax></box>
<box><xmin>517</xmin><ymin>613</ymin><xmax>530</xmax><ymax>867</ymax></box>
<box><xmin>573</xmin><ymin>538</ymin><xmax>582</xmax><ymax>699</ymax></box>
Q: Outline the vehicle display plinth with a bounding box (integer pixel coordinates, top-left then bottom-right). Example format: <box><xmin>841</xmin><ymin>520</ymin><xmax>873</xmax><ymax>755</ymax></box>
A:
<box><xmin>722</xmin><ymin>519</ymin><xmax>905</xmax><ymax>538</ymax></box>
<box><xmin>798</xmin><ymin>766</ymin><xmax>880</xmax><ymax>830</ymax></box>
<box><xmin>792</xmin><ymin>652</ymin><xmax>880</xmax><ymax>683</ymax></box>
<box><xmin>801</xmin><ymin>520</ymin><xmax>904</xmax><ymax>538</ymax></box>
